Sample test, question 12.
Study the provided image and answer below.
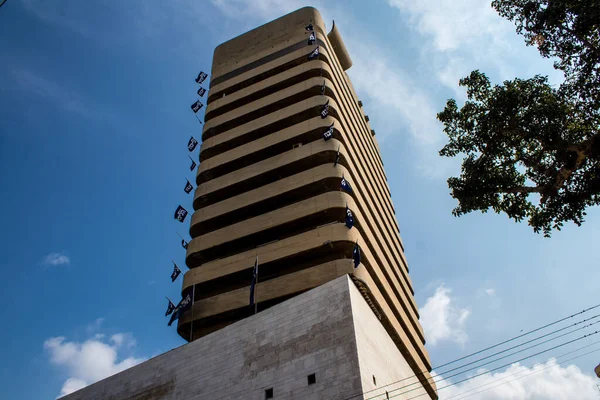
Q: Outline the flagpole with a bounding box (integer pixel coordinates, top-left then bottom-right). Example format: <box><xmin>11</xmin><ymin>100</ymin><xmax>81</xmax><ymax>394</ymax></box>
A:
<box><xmin>190</xmin><ymin>285</ymin><xmax>195</xmax><ymax>342</ymax></box>
<box><xmin>254</xmin><ymin>256</ymin><xmax>259</xmax><ymax>315</ymax></box>
<box><xmin>194</xmin><ymin>114</ymin><xmax>203</xmax><ymax>125</ymax></box>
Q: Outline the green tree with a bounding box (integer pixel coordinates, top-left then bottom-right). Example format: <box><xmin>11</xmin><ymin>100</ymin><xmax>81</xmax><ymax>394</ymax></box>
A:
<box><xmin>438</xmin><ymin>0</ymin><xmax>600</xmax><ymax>236</ymax></box>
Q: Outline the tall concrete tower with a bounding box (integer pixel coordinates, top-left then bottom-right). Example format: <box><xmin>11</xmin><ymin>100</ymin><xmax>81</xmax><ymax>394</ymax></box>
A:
<box><xmin>61</xmin><ymin>7</ymin><xmax>438</xmax><ymax>400</ymax></box>
<box><xmin>179</xmin><ymin>6</ymin><xmax>436</xmax><ymax>399</ymax></box>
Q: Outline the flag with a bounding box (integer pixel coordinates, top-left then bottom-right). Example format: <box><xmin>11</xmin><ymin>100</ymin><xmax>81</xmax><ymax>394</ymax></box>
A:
<box><xmin>320</xmin><ymin>100</ymin><xmax>329</xmax><ymax>118</ymax></box>
<box><xmin>305</xmin><ymin>23</ymin><xmax>313</xmax><ymax>31</ymax></box>
<box><xmin>181</xmin><ymin>239</ymin><xmax>188</xmax><ymax>249</ymax></box>
<box><xmin>195</xmin><ymin>71</ymin><xmax>208</xmax><ymax>84</ymax></box>
<box><xmin>174</xmin><ymin>205</ymin><xmax>188</xmax><ymax>222</ymax></box>
<box><xmin>184</xmin><ymin>179</ymin><xmax>193</xmax><ymax>194</ymax></box>
<box><xmin>191</xmin><ymin>101</ymin><xmax>203</xmax><ymax>113</ymax></box>
<box><xmin>308</xmin><ymin>32</ymin><xmax>316</xmax><ymax>45</ymax></box>
<box><xmin>352</xmin><ymin>241</ymin><xmax>361</xmax><ymax>268</ymax></box>
<box><xmin>188</xmin><ymin>136</ymin><xmax>199</xmax><ymax>151</ymax></box>
<box><xmin>249</xmin><ymin>257</ymin><xmax>258</xmax><ymax>307</ymax></box>
<box><xmin>334</xmin><ymin>145</ymin><xmax>340</xmax><ymax>166</ymax></box>
<box><xmin>308</xmin><ymin>46</ymin><xmax>319</xmax><ymax>60</ymax></box>
<box><xmin>345</xmin><ymin>205</ymin><xmax>354</xmax><ymax>229</ymax></box>
<box><xmin>323</xmin><ymin>123</ymin><xmax>334</xmax><ymax>141</ymax></box>
<box><xmin>197</xmin><ymin>87</ymin><xmax>206</xmax><ymax>97</ymax></box>
<box><xmin>165</xmin><ymin>298</ymin><xmax>176</xmax><ymax>316</ymax></box>
<box><xmin>171</xmin><ymin>262</ymin><xmax>182</xmax><ymax>282</ymax></box>
<box><xmin>320</xmin><ymin>80</ymin><xmax>326</xmax><ymax>95</ymax></box>
<box><xmin>168</xmin><ymin>292</ymin><xmax>193</xmax><ymax>326</ymax></box>
<box><xmin>341</xmin><ymin>177</ymin><xmax>353</xmax><ymax>193</ymax></box>
<box><xmin>189</xmin><ymin>155</ymin><xmax>197</xmax><ymax>171</ymax></box>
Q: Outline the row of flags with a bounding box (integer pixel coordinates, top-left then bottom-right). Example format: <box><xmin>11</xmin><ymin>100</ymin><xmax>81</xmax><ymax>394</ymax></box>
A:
<box><xmin>163</xmin><ymin>69</ymin><xmax>210</xmax><ymax>330</ymax></box>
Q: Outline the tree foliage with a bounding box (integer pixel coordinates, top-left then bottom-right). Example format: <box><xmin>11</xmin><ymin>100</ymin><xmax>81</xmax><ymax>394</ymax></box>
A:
<box><xmin>438</xmin><ymin>0</ymin><xmax>600</xmax><ymax>236</ymax></box>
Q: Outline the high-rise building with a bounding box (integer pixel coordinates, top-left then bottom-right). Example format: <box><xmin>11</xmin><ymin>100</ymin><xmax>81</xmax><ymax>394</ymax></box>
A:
<box><xmin>178</xmin><ymin>6</ymin><xmax>436</xmax><ymax>399</ymax></box>
<box><xmin>61</xmin><ymin>7</ymin><xmax>438</xmax><ymax>400</ymax></box>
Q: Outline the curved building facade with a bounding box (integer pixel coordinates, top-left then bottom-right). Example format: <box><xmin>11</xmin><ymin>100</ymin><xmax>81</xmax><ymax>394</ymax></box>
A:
<box><xmin>178</xmin><ymin>7</ymin><xmax>436</xmax><ymax>399</ymax></box>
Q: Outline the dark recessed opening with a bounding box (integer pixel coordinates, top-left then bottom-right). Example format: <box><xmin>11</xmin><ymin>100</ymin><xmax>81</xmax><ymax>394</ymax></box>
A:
<box><xmin>373</xmin><ymin>375</ymin><xmax>377</xmax><ymax>386</ymax></box>
<box><xmin>308</xmin><ymin>373</ymin><xmax>316</xmax><ymax>385</ymax></box>
<box><xmin>265</xmin><ymin>387</ymin><xmax>274</xmax><ymax>399</ymax></box>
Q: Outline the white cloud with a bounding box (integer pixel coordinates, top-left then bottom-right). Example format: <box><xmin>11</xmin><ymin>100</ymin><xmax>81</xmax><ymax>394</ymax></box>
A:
<box><xmin>44</xmin><ymin>333</ymin><xmax>145</xmax><ymax>397</ymax></box>
<box><xmin>421</xmin><ymin>285</ymin><xmax>471</xmax><ymax>346</ymax></box>
<box><xmin>41</xmin><ymin>252</ymin><xmax>70</xmax><ymax>267</ymax></box>
<box><xmin>438</xmin><ymin>359</ymin><xmax>599</xmax><ymax>400</ymax></box>
<box><xmin>485</xmin><ymin>289</ymin><xmax>496</xmax><ymax>297</ymax></box>
<box><xmin>386</xmin><ymin>0</ymin><xmax>563</xmax><ymax>95</ymax></box>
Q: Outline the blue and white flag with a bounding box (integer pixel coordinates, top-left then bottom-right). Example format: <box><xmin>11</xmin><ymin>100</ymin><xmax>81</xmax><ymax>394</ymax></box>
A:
<box><xmin>321</xmin><ymin>100</ymin><xmax>329</xmax><ymax>118</ymax></box>
<box><xmin>323</xmin><ymin>123</ymin><xmax>334</xmax><ymax>141</ymax></box>
<box><xmin>174</xmin><ymin>205</ymin><xmax>188</xmax><ymax>222</ymax></box>
<box><xmin>341</xmin><ymin>177</ymin><xmax>353</xmax><ymax>193</ymax></box>
<box><xmin>305</xmin><ymin>23</ymin><xmax>314</xmax><ymax>31</ymax></box>
<box><xmin>189</xmin><ymin>155</ymin><xmax>197</xmax><ymax>171</ymax></box>
<box><xmin>188</xmin><ymin>136</ymin><xmax>199</xmax><ymax>151</ymax></box>
<box><xmin>308</xmin><ymin>32</ymin><xmax>316</xmax><ymax>45</ymax></box>
<box><xmin>191</xmin><ymin>101</ymin><xmax>203</xmax><ymax>113</ymax></box>
<box><xmin>181</xmin><ymin>239</ymin><xmax>188</xmax><ymax>249</ymax></box>
<box><xmin>184</xmin><ymin>179</ymin><xmax>194</xmax><ymax>194</ymax></box>
<box><xmin>168</xmin><ymin>292</ymin><xmax>193</xmax><ymax>326</ymax></box>
<box><xmin>308</xmin><ymin>46</ymin><xmax>319</xmax><ymax>60</ymax></box>
<box><xmin>171</xmin><ymin>262</ymin><xmax>182</xmax><ymax>282</ymax></box>
<box><xmin>320</xmin><ymin>80</ymin><xmax>326</xmax><ymax>95</ymax></box>
<box><xmin>195</xmin><ymin>71</ymin><xmax>208</xmax><ymax>84</ymax></box>
<box><xmin>197</xmin><ymin>87</ymin><xmax>206</xmax><ymax>97</ymax></box>
<box><xmin>352</xmin><ymin>241</ymin><xmax>361</xmax><ymax>268</ymax></box>
<box><xmin>345</xmin><ymin>205</ymin><xmax>354</xmax><ymax>229</ymax></box>
<box><xmin>334</xmin><ymin>145</ymin><xmax>341</xmax><ymax>166</ymax></box>
<box><xmin>165</xmin><ymin>298</ymin><xmax>176</xmax><ymax>316</ymax></box>
<box><xmin>249</xmin><ymin>257</ymin><xmax>258</xmax><ymax>306</ymax></box>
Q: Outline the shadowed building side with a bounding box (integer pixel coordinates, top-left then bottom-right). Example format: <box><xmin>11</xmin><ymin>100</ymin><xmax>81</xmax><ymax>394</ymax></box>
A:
<box><xmin>179</xmin><ymin>7</ymin><xmax>437</xmax><ymax>400</ymax></box>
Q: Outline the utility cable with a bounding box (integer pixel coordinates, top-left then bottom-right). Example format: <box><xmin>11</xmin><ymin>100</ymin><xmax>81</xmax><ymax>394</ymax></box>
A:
<box><xmin>342</xmin><ymin>303</ymin><xmax>600</xmax><ymax>400</ymax></box>
<box><xmin>383</xmin><ymin>330</ymin><xmax>600</xmax><ymax>400</ymax></box>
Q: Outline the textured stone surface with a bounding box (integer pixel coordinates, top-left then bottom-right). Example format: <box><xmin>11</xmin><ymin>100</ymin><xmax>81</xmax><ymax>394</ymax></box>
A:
<box><xmin>62</xmin><ymin>275</ymin><xmax>430</xmax><ymax>400</ymax></box>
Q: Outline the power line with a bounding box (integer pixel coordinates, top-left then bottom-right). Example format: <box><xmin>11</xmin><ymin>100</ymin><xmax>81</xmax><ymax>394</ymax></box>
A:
<box><xmin>342</xmin><ymin>303</ymin><xmax>600</xmax><ymax>400</ymax></box>
<box><xmin>386</xmin><ymin>330</ymin><xmax>600</xmax><ymax>400</ymax></box>
<box><xmin>372</xmin><ymin>318</ymin><xmax>600</xmax><ymax>399</ymax></box>
<box><xmin>435</xmin><ymin>302</ymin><xmax>600</xmax><ymax>370</ymax></box>
<box><xmin>446</xmin><ymin>341</ymin><xmax>600</xmax><ymax>400</ymax></box>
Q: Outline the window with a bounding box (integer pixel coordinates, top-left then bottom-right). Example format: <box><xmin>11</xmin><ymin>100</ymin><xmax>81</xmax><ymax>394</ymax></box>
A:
<box><xmin>307</xmin><ymin>373</ymin><xmax>316</xmax><ymax>385</ymax></box>
<box><xmin>265</xmin><ymin>388</ymin><xmax>273</xmax><ymax>399</ymax></box>
<box><xmin>373</xmin><ymin>375</ymin><xmax>377</xmax><ymax>386</ymax></box>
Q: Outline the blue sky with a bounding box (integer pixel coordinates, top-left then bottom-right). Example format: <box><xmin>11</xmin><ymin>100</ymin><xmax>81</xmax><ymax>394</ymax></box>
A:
<box><xmin>1</xmin><ymin>0</ymin><xmax>599</xmax><ymax>399</ymax></box>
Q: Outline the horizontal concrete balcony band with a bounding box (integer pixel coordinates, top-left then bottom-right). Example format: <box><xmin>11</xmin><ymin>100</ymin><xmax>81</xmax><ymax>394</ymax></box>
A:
<box><xmin>195</xmin><ymin>134</ymin><xmax>341</xmax><ymax>207</ymax></box>
<box><xmin>205</xmin><ymin>59</ymin><xmax>333</xmax><ymax>121</ymax></box>
<box><xmin>188</xmin><ymin>241</ymin><xmax>357</xmax><ymax>301</ymax></box>
<box><xmin>209</xmin><ymin>35</ymin><xmax>326</xmax><ymax>91</ymax></box>
<box><xmin>196</xmin><ymin>117</ymin><xmax>339</xmax><ymax>186</ymax></box>
<box><xmin>184</xmin><ymin>223</ymin><xmax>358</xmax><ymax>287</ymax></box>
<box><xmin>199</xmin><ymin>95</ymin><xmax>336</xmax><ymax>162</ymax></box>
<box><xmin>202</xmin><ymin>78</ymin><xmax>336</xmax><ymax>142</ymax></box>
<box><xmin>187</xmin><ymin>191</ymin><xmax>354</xmax><ymax>265</ymax></box>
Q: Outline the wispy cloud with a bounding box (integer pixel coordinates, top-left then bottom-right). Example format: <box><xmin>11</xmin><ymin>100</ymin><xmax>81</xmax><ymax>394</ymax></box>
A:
<box><xmin>40</xmin><ymin>252</ymin><xmax>70</xmax><ymax>267</ymax></box>
<box><xmin>420</xmin><ymin>285</ymin><xmax>470</xmax><ymax>346</ymax></box>
<box><xmin>11</xmin><ymin>68</ymin><xmax>113</xmax><ymax>121</ymax></box>
<box><xmin>44</xmin><ymin>332</ymin><xmax>145</xmax><ymax>397</ymax></box>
